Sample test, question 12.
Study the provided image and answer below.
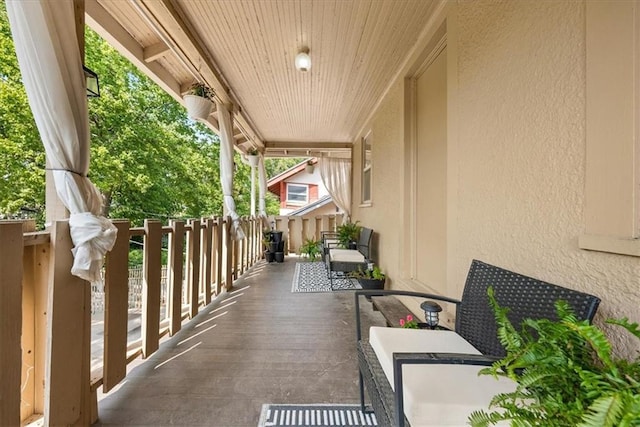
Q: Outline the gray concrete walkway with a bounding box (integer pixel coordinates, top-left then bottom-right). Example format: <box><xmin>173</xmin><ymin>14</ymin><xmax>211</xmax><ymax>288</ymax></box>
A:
<box><xmin>94</xmin><ymin>257</ymin><xmax>384</xmax><ymax>426</ymax></box>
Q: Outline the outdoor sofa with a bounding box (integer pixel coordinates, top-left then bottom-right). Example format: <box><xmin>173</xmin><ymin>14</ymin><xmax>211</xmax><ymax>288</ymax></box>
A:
<box><xmin>324</xmin><ymin>227</ymin><xmax>373</xmax><ymax>289</ymax></box>
<box><xmin>354</xmin><ymin>259</ymin><xmax>601</xmax><ymax>427</ymax></box>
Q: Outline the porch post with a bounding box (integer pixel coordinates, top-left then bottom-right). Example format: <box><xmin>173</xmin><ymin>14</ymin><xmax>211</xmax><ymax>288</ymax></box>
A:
<box><xmin>250</xmin><ymin>162</ymin><xmax>256</xmax><ymax>216</ymax></box>
<box><xmin>43</xmin><ymin>0</ymin><xmax>87</xmax><ymax>224</ymax></box>
<box><xmin>45</xmin><ymin>221</ymin><xmax>92</xmax><ymax>426</ymax></box>
<box><xmin>258</xmin><ymin>153</ymin><xmax>267</xmax><ymax>218</ymax></box>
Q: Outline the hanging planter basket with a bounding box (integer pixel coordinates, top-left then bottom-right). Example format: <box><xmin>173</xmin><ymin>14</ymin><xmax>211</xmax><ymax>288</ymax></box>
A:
<box><xmin>183</xmin><ymin>94</ymin><xmax>213</xmax><ymax>121</ymax></box>
<box><xmin>305</xmin><ymin>163</ymin><xmax>315</xmax><ymax>174</ymax></box>
<box><xmin>247</xmin><ymin>155</ymin><xmax>259</xmax><ymax>167</ymax></box>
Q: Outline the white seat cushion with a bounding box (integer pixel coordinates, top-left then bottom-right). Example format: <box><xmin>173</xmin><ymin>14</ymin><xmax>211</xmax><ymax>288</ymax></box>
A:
<box><xmin>329</xmin><ymin>248</ymin><xmax>366</xmax><ymax>263</ymax></box>
<box><xmin>369</xmin><ymin>326</ymin><xmax>515</xmax><ymax>426</ymax></box>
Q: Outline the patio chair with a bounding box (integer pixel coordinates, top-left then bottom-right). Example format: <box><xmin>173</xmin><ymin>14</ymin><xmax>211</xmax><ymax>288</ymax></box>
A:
<box><xmin>326</xmin><ymin>227</ymin><xmax>373</xmax><ymax>289</ymax></box>
<box><xmin>354</xmin><ymin>259</ymin><xmax>601</xmax><ymax>427</ymax></box>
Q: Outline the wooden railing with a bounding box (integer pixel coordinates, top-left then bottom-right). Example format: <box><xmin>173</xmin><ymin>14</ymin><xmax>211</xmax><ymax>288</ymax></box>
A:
<box><xmin>270</xmin><ymin>213</ymin><xmax>345</xmax><ymax>254</ymax></box>
<box><xmin>0</xmin><ymin>212</ymin><xmax>342</xmax><ymax>426</ymax></box>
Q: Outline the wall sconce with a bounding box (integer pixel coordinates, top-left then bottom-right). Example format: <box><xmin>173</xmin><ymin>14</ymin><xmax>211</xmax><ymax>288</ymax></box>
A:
<box><xmin>420</xmin><ymin>300</ymin><xmax>443</xmax><ymax>329</ymax></box>
<box><xmin>83</xmin><ymin>65</ymin><xmax>100</xmax><ymax>98</ymax></box>
<box><xmin>295</xmin><ymin>49</ymin><xmax>311</xmax><ymax>72</ymax></box>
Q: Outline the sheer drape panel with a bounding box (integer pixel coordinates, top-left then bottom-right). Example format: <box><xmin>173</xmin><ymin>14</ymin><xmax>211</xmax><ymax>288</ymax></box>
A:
<box><xmin>216</xmin><ymin>101</ymin><xmax>246</xmax><ymax>240</ymax></box>
<box><xmin>319</xmin><ymin>157</ymin><xmax>351</xmax><ymax>218</ymax></box>
<box><xmin>7</xmin><ymin>0</ymin><xmax>116</xmax><ymax>282</ymax></box>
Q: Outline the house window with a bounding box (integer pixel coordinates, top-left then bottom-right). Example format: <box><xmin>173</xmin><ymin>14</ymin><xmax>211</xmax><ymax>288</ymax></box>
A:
<box><xmin>286</xmin><ymin>184</ymin><xmax>308</xmax><ymax>204</ymax></box>
<box><xmin>361</xmin><ymin>132</ymin><xmax>372</xmax><ymax>204</ymax></box>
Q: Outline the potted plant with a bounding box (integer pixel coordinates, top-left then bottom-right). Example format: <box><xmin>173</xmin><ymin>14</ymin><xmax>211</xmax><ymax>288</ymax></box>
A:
<box><xmin>183</xmin><ymin>82</ymin><xmax>213</xmax><ymax>121</ymax></box>
<box><xmin>348</xmin><ymin>264</ymin><xmax>386</xmax><ymax>290</ymax></box>
<box><xmin>299</xmin><ymin>237</ymin><xmax>321</xmax><ymax>261</ymax></box>
<box><xmin>247</xmin><ymin>148</ymin><xmax>259</xmax><ymax>167</ymax></box>
<box><xmin>337</xmin><ymin>221</ymin><xmax>361</xmax><ymax>249</ymax></box>
<box><xmin>469</xmin><ymin>288</ymin><xmax>640</xmax><ymax>426</ymax></box>
<box><xmin>262</xmin><ymin>238</ymin><xmax>275</xmax><ymax>262</ymax></box>
<box><xmin>305</xmin><ymin>159</ymin><xmax>315</xmax><ymax>173</ymax></box>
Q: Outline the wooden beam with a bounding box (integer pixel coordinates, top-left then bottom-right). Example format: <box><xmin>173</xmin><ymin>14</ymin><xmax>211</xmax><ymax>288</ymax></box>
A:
<box><xmin>0</xmin><ymin>222</ymin><xmax>23</xmax><ymax>427</ymax></box>
<box><xmin>143</xmin><ymin>41</ymin><xmax>170</xmax><ymax>63</ymax></box>
<box><xmin>264</xmin><ymin>141</ymin><xmax>353</xmax><ymax>150</ymax></box>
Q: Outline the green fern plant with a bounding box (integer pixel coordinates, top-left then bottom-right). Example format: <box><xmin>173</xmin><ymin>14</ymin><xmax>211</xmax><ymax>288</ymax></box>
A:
<box><xmin>469</xmin><ymin>287</ymin><xmax>640</xmax><ymax>427</ymax></box>
<box><xmin>336</xmin><ymin>221</ymin><xmax>361</xmax><ymax>248</ymax></box>
<box><xmin>299</xmin><ymin>237</ymin><xmax>321</xmax><ymax>261</ymax></box>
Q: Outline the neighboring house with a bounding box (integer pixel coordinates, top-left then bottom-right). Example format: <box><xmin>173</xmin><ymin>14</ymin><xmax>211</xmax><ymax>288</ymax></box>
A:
<box><xmin>267</xmin><ymin>158</ymin><xmax>337</xmax><ymax>216</ymax></box>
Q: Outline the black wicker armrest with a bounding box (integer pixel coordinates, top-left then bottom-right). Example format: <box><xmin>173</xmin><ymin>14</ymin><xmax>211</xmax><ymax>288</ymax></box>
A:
<box><xmin>355</xmin><ymin>289</ymin><xmax>461</xmax><ymax>341</ymax></box>
<box><xmin>390</xmin><ymin>352</ymin><xmax>499</xmax><ymax>427</ymax></box>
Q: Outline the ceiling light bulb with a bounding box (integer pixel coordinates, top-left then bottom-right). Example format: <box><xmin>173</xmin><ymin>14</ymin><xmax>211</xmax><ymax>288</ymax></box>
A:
<box><xmin>295</xmin><ymin>51</ymin><xmax>311</xmax><ymax>72</ymax></box>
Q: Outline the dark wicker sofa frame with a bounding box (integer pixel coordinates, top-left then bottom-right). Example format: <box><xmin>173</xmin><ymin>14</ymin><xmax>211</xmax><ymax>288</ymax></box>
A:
<box><xmin>325</xmin><ymin>227</ymin><xmax>373</xmax><ymax>288</ymax></box>
<box><xmin>354</xmin><ymin>259</ymin><xmax>601</xmax><ymax>427</ymax></box>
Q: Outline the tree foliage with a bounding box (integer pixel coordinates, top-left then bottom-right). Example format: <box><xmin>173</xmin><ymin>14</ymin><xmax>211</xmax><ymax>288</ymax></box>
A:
<box><xmin>0</xmin><ymin>1</ymin><xmax>280</xmax><ymax>227</ymax></box>
<box><xmin>0</xmin><ymin>2</ymin><xmax>45</xmax><ymax>224</ymax></box>
<box><xmin>264</xmin><ymin>157</ymin><xmax>306</xmax><ymax>179</ymax></box>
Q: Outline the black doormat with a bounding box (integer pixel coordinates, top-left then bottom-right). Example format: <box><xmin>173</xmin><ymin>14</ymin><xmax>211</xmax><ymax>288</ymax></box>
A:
<box><xmin>258</xmin><ymin>404</ymin><xmax>377</xmax><ymax>427</ymax></box>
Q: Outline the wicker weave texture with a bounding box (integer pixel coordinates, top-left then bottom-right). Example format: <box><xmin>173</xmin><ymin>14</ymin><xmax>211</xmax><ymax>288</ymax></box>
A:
<box><xmin>457</xmin><ymin>259</ymin><xmax>601</xmax><ymax>357</ymax></box>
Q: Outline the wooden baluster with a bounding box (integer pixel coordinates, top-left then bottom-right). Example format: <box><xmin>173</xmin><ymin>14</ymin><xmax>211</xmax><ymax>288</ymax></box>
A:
<box><xmin>187</xmin><ymin>219</ymin><xmax>201</xmax><ymax>318</ymax></box>
<box><xmin>201</xmin><ymin>218</ymin><xmax>213</xmax><ymax>304</ymax></box>
<box><xmin>225</xmin><ymin>217</ymin><xmax>234</xmax><ymax>290</ymax></box>
<box><xmin>0</xmin><ymin>222</ymin><xmax>23</xmax><ymax>427</ymax></box>
<box><xmin>168</xmin><ymin>220</ymin><xmax>184</xmax><ymax>335</ymax></box>
<box><xmin>142</xmin><ymin>219</ymin><xmax>162</xmax><ymax>358</ymax></box>
<box><xmin>214</xmin><ymin>218</ymin><xmax>223</xmax><ymax>295</ymax></box>
<box><xmin>103</xmin><ymin>220</ymin><xmax>130</xmax><ymax>391</ymax></box>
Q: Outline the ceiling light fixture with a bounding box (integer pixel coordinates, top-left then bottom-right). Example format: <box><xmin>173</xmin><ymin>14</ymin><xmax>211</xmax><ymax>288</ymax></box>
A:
<box><xmin>295</xmin><ymin>49</ymin><xmax>311</xmax><ymax>72</ymax></box>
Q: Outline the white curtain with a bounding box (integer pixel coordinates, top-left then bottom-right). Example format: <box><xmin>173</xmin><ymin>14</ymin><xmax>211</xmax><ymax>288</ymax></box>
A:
<box><xmin>216</xmin><ymin>101</ymin><xmax>246</xmax><ymax>240</ymax></box>
<box><xmin>7</xmin><ymin>0</ymin><xmax>117</xmax><ymax>282</ymax></box>
<box><xmin>319</xmin><ymin>157</ymin><xmax>352</xmax><ymax>219</ymax></box>
<box><xmin>258</xmin><ymin>153</ymin><xmax>267</xmax><ymax>217</ymax></box>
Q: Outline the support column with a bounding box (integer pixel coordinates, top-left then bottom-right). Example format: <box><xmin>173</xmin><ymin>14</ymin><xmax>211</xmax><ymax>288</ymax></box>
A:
<box><xmin>45</xmin><ymin>221</ymin><xmax>91</xmax><ymax>426</ymax></box>
<box><xmin>250</xmin><ymin>164</ymin><xmax>256</xmax><ymax>217</ymax></box>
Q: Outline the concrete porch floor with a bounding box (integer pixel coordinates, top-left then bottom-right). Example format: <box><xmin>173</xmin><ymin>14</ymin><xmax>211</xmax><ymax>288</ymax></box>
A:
<box><xmin>94</xmin><ymin>257</ymin><xmax>384</xmax><ymax>426</ymax></box>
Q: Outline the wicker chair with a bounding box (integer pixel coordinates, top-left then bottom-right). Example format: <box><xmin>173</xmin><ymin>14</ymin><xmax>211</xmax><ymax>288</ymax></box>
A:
<box><xmin>325</xmin><ymin>227</ymin><xmax>373</xmax><ymax>288</ymax></box>
<box><xmin>354</xmin><ymin>259</ymin><xmax>601</xmax><ymax>427</ymax></box>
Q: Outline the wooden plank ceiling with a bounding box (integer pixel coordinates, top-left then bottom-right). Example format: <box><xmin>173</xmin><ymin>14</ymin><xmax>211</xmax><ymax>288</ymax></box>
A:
<box><xmin>87</xmin><ymin>0</ymin><xmax>437</xmax><ymax>157</ymax></box>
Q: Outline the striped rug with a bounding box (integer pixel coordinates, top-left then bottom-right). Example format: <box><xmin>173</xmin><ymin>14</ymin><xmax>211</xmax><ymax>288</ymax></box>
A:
<box><xmin>258</xmin><ymin>404</ymin><xmax>377</xmax><ymax>427</ymax></box>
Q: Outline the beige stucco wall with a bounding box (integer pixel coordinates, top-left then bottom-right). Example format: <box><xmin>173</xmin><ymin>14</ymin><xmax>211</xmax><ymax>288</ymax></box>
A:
<box><xmin>352</xmin><ymin>0</ymin><xmax>640</xmax><ymax>358</ymax></box>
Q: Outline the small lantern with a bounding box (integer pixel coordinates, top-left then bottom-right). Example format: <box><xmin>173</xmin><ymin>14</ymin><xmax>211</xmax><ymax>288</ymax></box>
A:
<box><xmin>420</xmin><ymin>300</ymin><xmax>443</xmax><ymax>329</ymax></box>
<box><xmin>83</xmin><ymin>65</ymin><xmax>100</xmax><ymax>98</ymax></box>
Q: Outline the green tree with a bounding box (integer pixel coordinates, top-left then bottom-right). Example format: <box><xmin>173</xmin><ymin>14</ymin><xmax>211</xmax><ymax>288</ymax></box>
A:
<box><xmin>1</xmin><ymin>0</ymin><xmax>285</xmax><ymax>227</ymax></box>
<box><xmin>264</xmin><ymin>157</ymin><xmax>306</xmax><ymax>179</ymax></box>
<box><xmin>85</xmin><ymin>28</ymin><xmax>224</xmax><ymax>225</ymax></box>
<box><xmin>0</xmin><ymin>2</ymin><xmax>45</xmax><ymax>223</ymax></box>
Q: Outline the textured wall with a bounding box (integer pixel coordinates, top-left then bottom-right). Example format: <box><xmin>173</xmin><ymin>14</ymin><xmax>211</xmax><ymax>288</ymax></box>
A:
<box><xmin>354</xmin><ymin>0</ymin><xmax>639</xmax><ymax>358</ymax></box>
<box><xmin>454</xmin><ymin>0</ymin><xmax>639</xmax><ymax>357</ymax></box>
<box><xmin>352</xmin><ymin>78</ymin><xmax>405</xmax><ymax>280</ymax></box>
